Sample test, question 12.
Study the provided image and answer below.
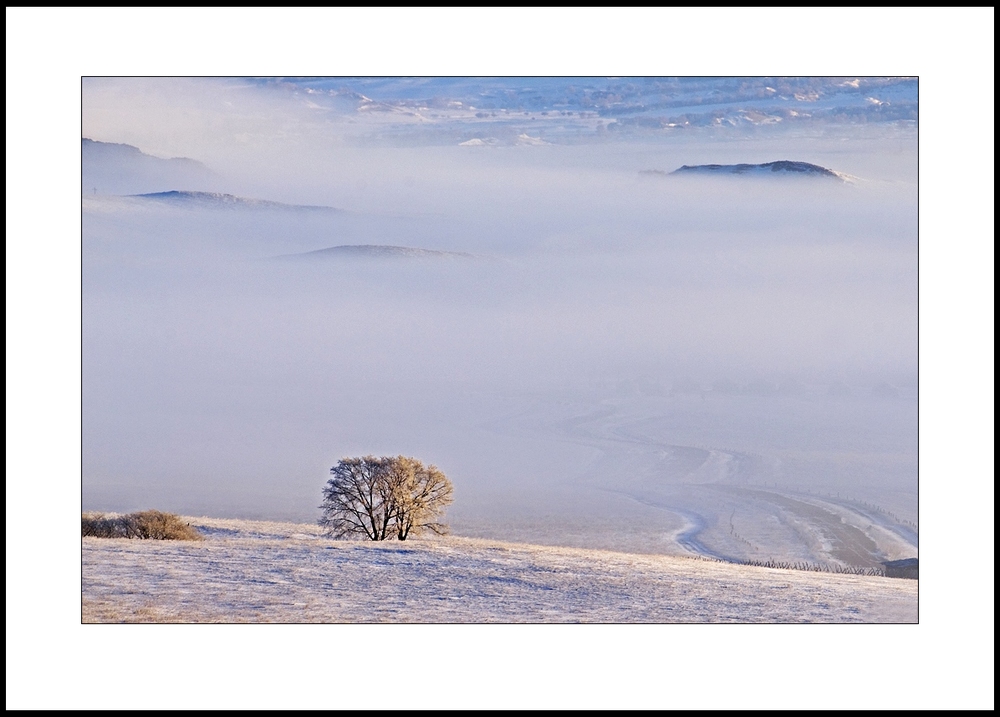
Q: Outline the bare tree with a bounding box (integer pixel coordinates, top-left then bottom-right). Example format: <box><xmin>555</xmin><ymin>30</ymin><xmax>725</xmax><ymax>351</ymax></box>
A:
<box><xmin>319</xmin><ymin>455</ymin><xmax>454</xmax><ymax>541</ymax></box>
<box><xmin>320</xmin><ymin>456</ymin><xmax>396</xmax><ymax>540</ymax></box>
<box><xmin>387</xmin><ymin>457</ymin><xmax>454</xmax><ymax>540</ymax></box>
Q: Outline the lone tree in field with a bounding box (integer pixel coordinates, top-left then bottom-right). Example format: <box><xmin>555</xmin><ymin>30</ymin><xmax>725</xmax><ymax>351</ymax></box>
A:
<box><xmin>320</xmin><ymin>455</ymin><xmax>454</xmax><ymax>541</ymax></box>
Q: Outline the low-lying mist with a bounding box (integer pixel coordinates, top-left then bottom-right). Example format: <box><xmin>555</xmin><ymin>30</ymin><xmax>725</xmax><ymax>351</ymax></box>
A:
<box><xmin>82</xmin><ymin>79</ymin><xmax>917</xmax><ymax>558</ymax></box>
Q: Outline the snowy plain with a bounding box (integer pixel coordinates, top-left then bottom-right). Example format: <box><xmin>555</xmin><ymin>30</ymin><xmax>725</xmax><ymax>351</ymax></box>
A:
<box><xmin>83</xmin><ymin>516</ymin><xmax>916</xmax><ymax>623</ymax></box>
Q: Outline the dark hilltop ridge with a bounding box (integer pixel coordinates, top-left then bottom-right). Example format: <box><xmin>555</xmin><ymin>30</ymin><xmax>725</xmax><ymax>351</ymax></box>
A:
<box><xmin>277</xmin><ymin>244</ymin><xmax>477</xmax><ymax>261</ymax></box>
<box><xmin>129</xmin><ymin>190</ymin><xmax>342</xmax><ymax>212</ymax></box>
<box><xmin>667</xmin><ymin>160</ymin><xmax>846</xmax><ymax>180</ymax></box>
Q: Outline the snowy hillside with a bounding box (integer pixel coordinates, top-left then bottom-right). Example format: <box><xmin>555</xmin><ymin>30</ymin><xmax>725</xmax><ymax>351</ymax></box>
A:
<box><xmin>261</xmin><ymin>77</ymin><xmax>918</xmax><ymax>145</ymax></box>
<box><xmin>82</xmin><ymin>517</ymin><xmax>917</xmax><ymax>623</ymax></box>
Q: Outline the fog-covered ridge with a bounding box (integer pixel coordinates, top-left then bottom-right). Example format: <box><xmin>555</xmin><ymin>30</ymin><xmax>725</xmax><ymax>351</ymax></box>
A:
<box><xmin>669</xmin><ymin>161</ymin><xmax>846</xmax><ymax>179</ymax></box>
<box><xmin>83</xmin><ymin>137</ymin><xmax>205</xmax><ymax>165</ymax></box>
<box><xmin>277</xmin><ymin>244</ymin><xmax>477</xmax><ymax>260</ymax></box>
<box><xmin>131</xmin><ymin>190</ymin><xmax>341</xmax><ymax>212</ymax></box>
<box><xmin>83</xmin><ymin>137</ymin><xmax>220</xmax><ymax>195</ymax></box>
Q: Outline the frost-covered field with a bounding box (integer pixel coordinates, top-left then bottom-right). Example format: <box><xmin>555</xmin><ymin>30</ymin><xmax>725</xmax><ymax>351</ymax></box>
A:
<box><xmin>83</xmin><ymin>517</ymin><xmax>915</xmax><ymax>623</ymax></box>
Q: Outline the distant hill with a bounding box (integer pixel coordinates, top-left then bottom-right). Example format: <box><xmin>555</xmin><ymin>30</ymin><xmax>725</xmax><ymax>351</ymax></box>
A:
<box><xmin>277</xmin><ymin>244</ymin><xmax>476</xmax><ymax>261</ymax></box>
<box><xmin>270</xmin><ymin>77</ymin><xmax>918</xmax><ymax>143</ymax></box>
<box><xmin>130</xmin><ymin>190</ymin><xmax>340</xmax><ymax>212</ymax></box>
<box><xmin>83</xmin><ymin>138</ymin><xmax>220</xmax><ymax>195</ymax></box>
<box><xmin>667</xmin><ymin>160</ymin><xmax>847</xmax><ymax>180</ymax></box>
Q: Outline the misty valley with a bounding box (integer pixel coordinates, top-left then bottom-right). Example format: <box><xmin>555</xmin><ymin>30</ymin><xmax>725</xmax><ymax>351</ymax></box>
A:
<box><xmin>82</xmin><ymin>77</ymin><xmax>917</xmax><ymax>575</ymax></box>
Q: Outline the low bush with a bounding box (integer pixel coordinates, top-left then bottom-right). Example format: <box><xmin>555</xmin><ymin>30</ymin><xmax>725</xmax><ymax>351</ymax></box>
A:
<box><xmin>82</xmin><ymin>510</ymin><xmax>203</xmax><ymax>541</ymax></box>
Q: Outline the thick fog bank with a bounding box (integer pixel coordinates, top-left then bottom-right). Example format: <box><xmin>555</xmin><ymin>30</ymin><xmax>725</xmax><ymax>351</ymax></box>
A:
<box><xmin>82</xmin><ymin>79</ymin><xmax>917</xmax><ymax>561</ymax></box>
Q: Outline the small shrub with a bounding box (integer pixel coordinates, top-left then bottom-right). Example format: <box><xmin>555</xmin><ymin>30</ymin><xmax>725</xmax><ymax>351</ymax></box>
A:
<box><xmin>82</xmin><ymin>513</ymin><xmax>122</xmax><ymax>538</ymax></box>
<box><xmin>82</xmin><ymin>510</ymin><xmax>203</xmax><ymax>541</ymax></box>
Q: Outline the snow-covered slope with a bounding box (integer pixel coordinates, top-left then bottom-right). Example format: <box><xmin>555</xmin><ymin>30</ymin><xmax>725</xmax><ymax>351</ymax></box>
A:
<box><xmin>269</xmin><ymin>77</ymin><xmax>918</xmax><ymax>143</ymax></box>
<box><xmin>82</xmin><ymin>516</ymin><xmax>917</xmax><ymax>623</ymax></box>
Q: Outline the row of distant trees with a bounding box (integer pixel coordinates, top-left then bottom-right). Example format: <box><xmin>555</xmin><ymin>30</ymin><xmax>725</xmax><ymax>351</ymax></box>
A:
<box><xmin>320</xmin><ymin>455</ymin><xmax>453</xmax><ymax>541</ymax></box>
